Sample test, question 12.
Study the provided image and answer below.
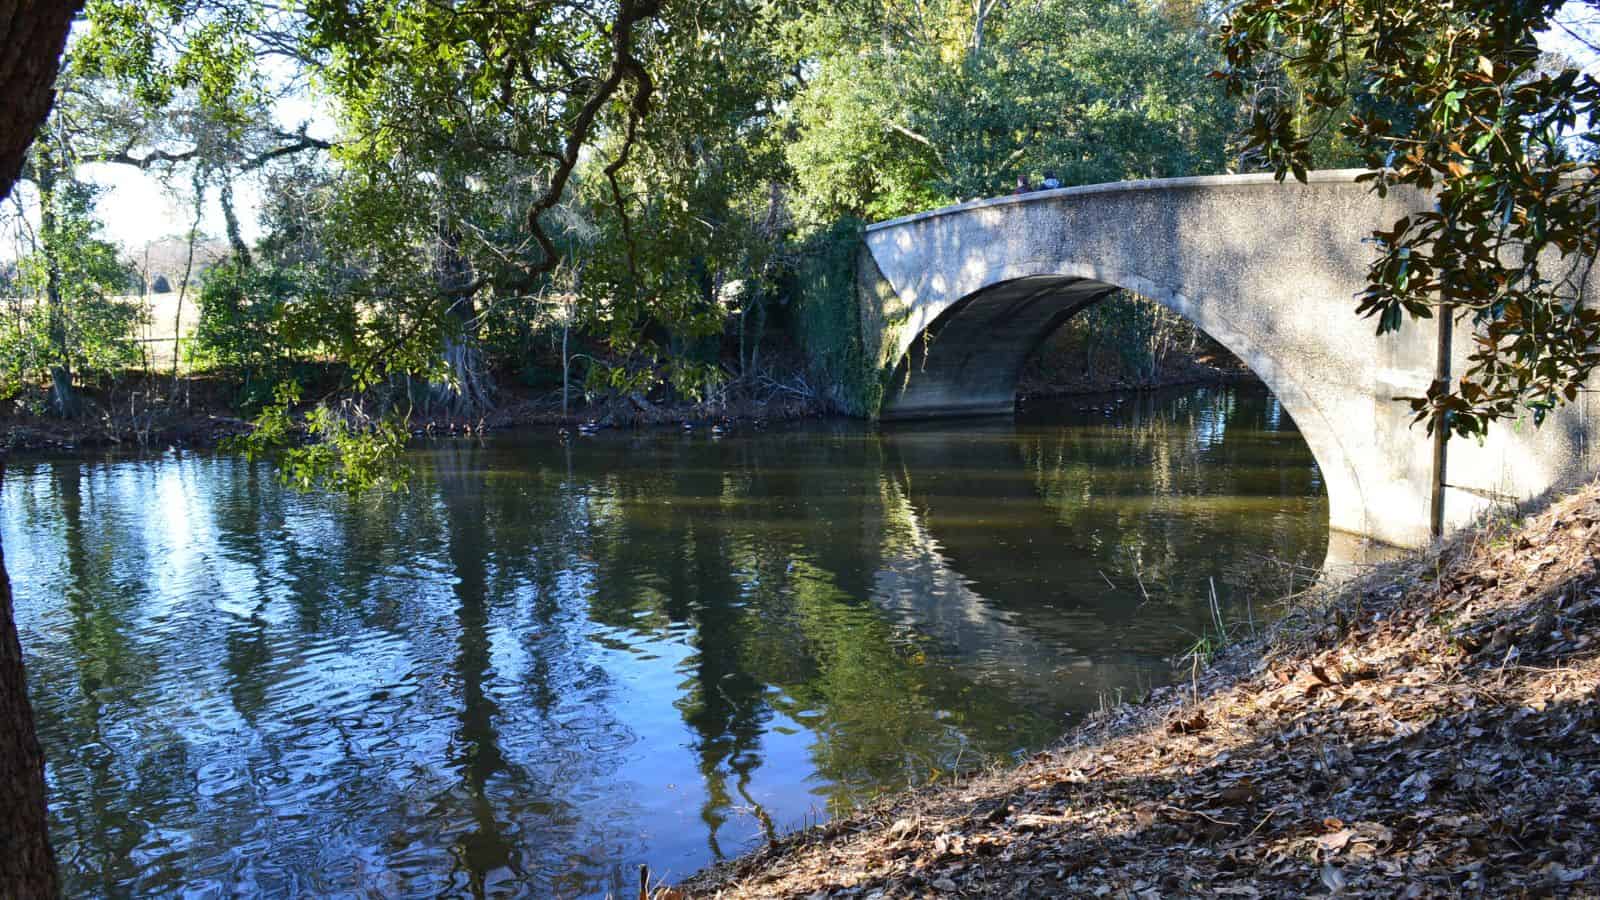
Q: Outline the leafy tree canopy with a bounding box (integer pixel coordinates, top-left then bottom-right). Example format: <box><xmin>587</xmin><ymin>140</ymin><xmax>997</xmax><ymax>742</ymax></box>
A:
<box><xmin>781</xmin><ymin>0</ymin><xmax>1240</xmax><ymax>225</ymax></box>
<box><xmin>1220</xmin><ymin>0</ymin><xmax>1600</xmax><ymax>437</ymax></box>
<box><xmin>1</xmin><ymin>177</ymin><xmax>140</xmax><ymax>402</ymax></box>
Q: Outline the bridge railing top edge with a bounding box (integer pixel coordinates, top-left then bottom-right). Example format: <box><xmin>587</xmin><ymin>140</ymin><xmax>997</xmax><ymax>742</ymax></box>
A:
<box><xmin>862</xmin><ymin>168</ymin><xmax>1377</xmax><ymax>234</ymax></box>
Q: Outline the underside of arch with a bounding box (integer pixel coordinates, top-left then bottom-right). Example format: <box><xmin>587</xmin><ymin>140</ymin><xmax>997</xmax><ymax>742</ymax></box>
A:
<box><xmin>882</xmin><ymin>276</ymin><xmax>1118</xmax><ymax>419</ymax></box>
<box><xmin>861</xmin><ymin>174</ymin><xmax>1600</xmax><ymax>551</ymax></box>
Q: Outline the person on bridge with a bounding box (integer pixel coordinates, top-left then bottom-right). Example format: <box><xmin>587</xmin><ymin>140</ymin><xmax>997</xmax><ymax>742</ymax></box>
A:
<box><xmin>1012</xmin><ymin>175</ymin><xmax>1034</xmax><ymax>195</ymax></box>
<box><xmin>1041</xmin><ymin>171</ymin><xmax>1062</xmax><ymax>190</ymax></box>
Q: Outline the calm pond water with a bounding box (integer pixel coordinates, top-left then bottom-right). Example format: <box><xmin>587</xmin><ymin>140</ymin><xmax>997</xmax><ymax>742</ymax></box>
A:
<box><xmin>5</xmin><ymin>384</ymin><xmax>1325</xmax><ymax>897</ymax></box>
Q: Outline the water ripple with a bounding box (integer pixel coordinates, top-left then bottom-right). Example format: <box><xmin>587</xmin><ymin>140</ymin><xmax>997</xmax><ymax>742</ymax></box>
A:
<box><xmin>4</xmin><ymin>386</ymin><xmax>1325</xmax><ymax>896</ymax></box>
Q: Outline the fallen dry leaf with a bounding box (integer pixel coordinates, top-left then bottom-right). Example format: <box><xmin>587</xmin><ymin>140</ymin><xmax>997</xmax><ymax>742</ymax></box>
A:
<box><xmin>1317</xmin><ymin>828</ymin><xmax>1355</xmax><ymax>852</ymax></box>
<box><xmin>679</xmin><ymin>485</ymin><xmax>1600</xmax><ymax>900</ymax></box>
<box><xmin>1168</xmin><ymin>708</ymin><xmax>1209</xmax><ymax>734</ymax></box>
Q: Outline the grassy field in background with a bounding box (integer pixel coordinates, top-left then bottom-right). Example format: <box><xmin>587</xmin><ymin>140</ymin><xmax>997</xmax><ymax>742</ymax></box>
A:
<box><xmin>124</xmin><ymin>292</ymin><xmax>204</xmax><ymax>372</ymax></box>
<box><xmin>0</xmin><ymin>292</ymin><xmax>205</xmax><ymax>373</ymax></box>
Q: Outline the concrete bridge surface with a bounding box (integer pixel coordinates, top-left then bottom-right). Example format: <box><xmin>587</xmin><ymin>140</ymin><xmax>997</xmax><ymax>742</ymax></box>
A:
<box><xmin>858</xmin><ymin>170</ymin><xmax>1599</xmax><ymax>549</ymax></box>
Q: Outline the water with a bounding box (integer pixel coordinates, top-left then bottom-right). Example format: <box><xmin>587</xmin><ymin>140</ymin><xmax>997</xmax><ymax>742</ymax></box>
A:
<box><xmin>4</xmin><ymin>385</ymin><xmax>1325</xmax><ymax>897</ymax></box>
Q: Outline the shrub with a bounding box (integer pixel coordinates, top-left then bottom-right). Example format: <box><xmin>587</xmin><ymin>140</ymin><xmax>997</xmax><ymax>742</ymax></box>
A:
<box><xmin>186</xmin><ymin>260</ymin><xmax>297</xmax><ymax>409</ymax></box>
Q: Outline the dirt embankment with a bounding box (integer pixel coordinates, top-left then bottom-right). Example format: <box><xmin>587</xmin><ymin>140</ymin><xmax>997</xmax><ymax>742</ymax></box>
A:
<box><xmin>0</xmin><ymin>375</ymin><xmax>258</xmax><ymax>452</ymax></box>
<box><xmin>0</xmin><ymin>371</ymin><xmax>832</xmax><ymax>453</ymax></box>
<box><xmin>1017</xmin><ymin>345</ymin><xmax>1256</xmax><ymax>399</ymax></box>
<box><xmin>680</xmin><ymin>483</ymin><xmax>1600</xmax><ymax>898</ymax></box>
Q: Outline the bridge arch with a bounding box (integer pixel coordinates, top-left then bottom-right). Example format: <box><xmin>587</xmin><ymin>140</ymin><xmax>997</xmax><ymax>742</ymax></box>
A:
<box><xmin>880</xmin><ymin>264</ymin><xmax>1368</xmax><ymax>562</ymax></box>
<box><xmin>859</xmin><ymin>171</ymin><xmax>1600</xmax><ymax>548</ymax></box>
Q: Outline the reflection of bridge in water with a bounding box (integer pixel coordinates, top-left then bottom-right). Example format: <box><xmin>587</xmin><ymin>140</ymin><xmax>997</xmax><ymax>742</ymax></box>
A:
<box><xmin>549</xmin><ymin>408</ymin><xmax>1325</xmax><ymax>874</ymax></box>
<box><xmin>855</xmin><ymin>389</ymin><xmax>1325</xmax><ymax>713</ymax></box>
<box><xmin>556</xmin><ymin>395</ymin><xmax>1322</xmax><ymax>799</ymax></box>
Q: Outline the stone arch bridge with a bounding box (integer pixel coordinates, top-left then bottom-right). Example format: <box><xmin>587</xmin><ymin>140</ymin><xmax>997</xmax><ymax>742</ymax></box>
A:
<box><xmin>858</xmin><ymin>170</ymin><xmax>1599</xmax><ymax>550</ymax></box>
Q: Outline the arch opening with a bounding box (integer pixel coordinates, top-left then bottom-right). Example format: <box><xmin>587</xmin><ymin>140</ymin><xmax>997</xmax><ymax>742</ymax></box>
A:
<box><xmin>878</xmin><ymin>272</ymin><xmax>1371</xmax><ymax>569</ymax></box>
<box><xmin>1017</xmin><ymin>288</ymin><xmax>1253</xmax><ymax>401</ymax></box>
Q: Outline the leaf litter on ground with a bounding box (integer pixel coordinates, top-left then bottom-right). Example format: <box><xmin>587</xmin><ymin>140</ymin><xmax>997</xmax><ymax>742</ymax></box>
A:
<box><xmin>676</xmin><ymin>480</ymin><xmax>1600</xmax><ymax>898</ymax></box>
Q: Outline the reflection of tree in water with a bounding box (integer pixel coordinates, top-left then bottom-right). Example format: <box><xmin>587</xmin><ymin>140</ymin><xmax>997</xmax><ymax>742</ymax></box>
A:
<box><xmin>432</xmin><ymin>444</ymin><xmax>515</xmax><ymax>892</ymax></box>
<box><xmin>1041</xmin><ymin>390</ymin><xmax>1316</xmax><ymax>554</ymax></box>
<box><xmin>4</xmin><ymin>388</ymin><xmax>1329</xmax><ymax>894</ymax></box>
<box><xmin>580</xmin><ymin>439</ymin><xmax>776</xmax><ymax>858</ymax></box>
<box><xmin>30</xmin><ymin>457</ymin><xmax>323</xmax><ymax>894</ymax></box>
<box><xmin>422</xmin><ymin>440</ymin><xmax>655</xmax><ymax>894</ymax></box>
<box><xmin>1014</xmin><ymin>386</ymin><xmax>1326</xmax><ymax>628</ymax></box>
<box><xmin>39</xmin><ymin>461</ymin><xmax>154</xmax><ymax>894</ymax></box>
<box><xmin>10</xmin><ymin>446</ymin><xmax>651</xmax><ymax>895</ymax></box>
<box><xmin>578</xmin><ymin>434</ymin><xmax>1052</xmax><ymax>821</ymax></box>
<box><xmin>210</xmin><ymin>461</ymin><xmax>285</xmax><ymax>724</ymax></box>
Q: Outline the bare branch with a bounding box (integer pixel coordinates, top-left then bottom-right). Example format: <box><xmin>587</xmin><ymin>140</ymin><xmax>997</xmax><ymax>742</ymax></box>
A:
<box><xmin>523</xmin><ymin>0</ymin><xmax>661</xmax><ymax>278</ymax></box>
<box><xmin>886</xmin><ymin>121</ymin><xmax>947</xmax><ymax>169</ymax></box>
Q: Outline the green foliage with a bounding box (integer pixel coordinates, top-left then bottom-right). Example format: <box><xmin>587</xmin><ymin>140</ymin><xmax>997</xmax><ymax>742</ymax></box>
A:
<box><xmin>782</xmin><ymin>0</ymin><xmax>1239</xmax><ymax>225</ymax></box>
<box><xmin>287</xmin><ymin>404</ymin><xmax>410</xmax><ymax>493</ymax></box>
<box><xmin>1220</xmin><ymin>0</ymin><xmax>1600</xmax><ymax>437</ymax></box>
<box><xmin>0</xmin><ymin>299</ymin><xmax>140</xmax><ymax>401</ymax></box>
<box><xmin>186</xmin><ymin>259</ymin><xmax>297</xmax><ymax>409</ymax></box>
<box><xmin>584</xmin><ymin>358</ymin><xmax>660</xmax><ymax>399</ymax></box>
<box><xmin>73</xmin><ymin>0</ymin><xmax>269</xmax><ymax>128</ymax></box>
<box><xmin>572</xmin><ymin>0</ymin><xmax>790</xmax><ymax>349</ymax></box>
<box><xmin>256</xmin><ymin>0</ymin><xmax>797</xmax><ymax>420</ymax></box>
<box><xmin>9</xmin><ymin>0</ymin><xmax>1321</xmax><ymax>484</ymax></box>
<box><xmin>0</xmin><ymin>178</ymin><xmax>140</xmax><ymax>399</ymax></box>
<box><xmin>263</xmin><ymin>168</ymin><xmax>460</xmax><ymax>393</ymax></box>
<box><xmin>227</xmin><ymin>382</ymin><xmax>409</xmax><ymax>493</ymax></box>
<box><xmin>783</xmin><ymin>55</ymin><xmax>944</xmax><ymax>225</ymax></box>
<box><xmin>667</xmin><ymin>361</ymin><xmax>727</xmax><ymax>405</ymax></box>
<box><xmin>793</xmin><ymin>219</ymin><xmax>882</xmax><ymax>415</ymax></box>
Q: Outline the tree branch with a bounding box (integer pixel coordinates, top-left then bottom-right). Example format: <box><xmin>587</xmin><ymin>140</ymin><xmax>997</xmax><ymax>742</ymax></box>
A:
<box><xmin>237</xmin><ymin>133</ymin><xmax>335</xmax><ymax>172</ymax></box>
<box><xmin>523</xmin><ymin>0</ymin><xmax>661</xmax><ymax>278</ymax></box>
<box><xmin>604</xmin><ymin>61</ymin><xmax>653</xmax><ymax>290</ymax></box>
<box><xmin>92</xmin><ymin>145</ymin><xmax>202</xmax><ymax>169</ymax></box>
<box><xmin>87</xmin><ymin>131</ymin><xmax>332</xmax><ymax>173</ymax></box>
<box><xmin>886</xmin><ymin>120</ymin><xmax>947</xmax><ymax>169</ymax></box>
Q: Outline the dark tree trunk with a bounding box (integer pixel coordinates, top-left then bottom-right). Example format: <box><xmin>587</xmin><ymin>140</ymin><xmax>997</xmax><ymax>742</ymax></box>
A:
<box><xmin>436</xmin><ymin>303</ymin><xmax>494</xmax><ymax>418</ymax></box>
<box><xmin>0</xmin><ymin>0</ymin><xmax>81</xmax><ymax>202</ymax></box>
<box><xmin>0</xmin><ymin>458</ymin><xmax>60</xmax><ymax>898</ymax></box>
<box><xmin>430</xmin><ymin>204</ymin><xmax>493</xmax><ymax>417</ymax></box>
<box><xmin>0</xmin><ymin>3</ymin><xmax>76</xmax><ymax>893</ymax></box>
<box><xmin>0</xmin><ymin>1</ymin><xmax>75</xmax><ymax>890</ymax></box>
